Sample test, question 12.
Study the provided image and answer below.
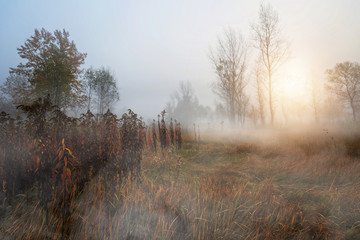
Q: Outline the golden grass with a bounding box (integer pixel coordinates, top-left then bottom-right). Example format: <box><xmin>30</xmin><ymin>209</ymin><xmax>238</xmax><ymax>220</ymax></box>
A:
<box><xmin>1</xmin><ymin>130</ymin><xmax>360</xmax><ymax>239</ymax></box>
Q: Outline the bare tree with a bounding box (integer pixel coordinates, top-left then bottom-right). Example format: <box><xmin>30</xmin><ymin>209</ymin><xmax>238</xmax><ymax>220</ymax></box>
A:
<box><xmin>326</xmin><ymin>61</ymin><xmax>360</xmax><ymax>121</ymax></box>
<box><xmin>248</xmin><ymin>104</ymin><xmax>259</xmax><ymax>125</ymax></box>
<box><xmin>84</xmin><ymin>67</ymin><xmax>96</xmax><ymax>111</ymax></box>
<box><xmin>166</xmin><ymin>81</ymin><xmax>206</xmax><ymax>126</ymax></box>
<box><xmin>236</xmin><ymin>93</ymin><xmax>249</xmax><ymax>126</ymax></box>
<box><xmin>308</xmin><ymin>74</ymin><xmax>322</xmax><ymax>123</ymax></box>
<box><xmin>280</xmin><ymin>95</ymin><xmax>289</xmax><ymax>124</ymax></box>
<box><xmin>251</xmin><ymin>3</ymin><xmax>289</xmax><ymax>125</ymax></box>
<box><xmin>86</xmin><ymin>67</ymin><xmax>119</xmax><ymax>115</ymax></box>
<box><xmin>1</xmin><ymin>73</ymin><xmax>34</xmax><ymax>106</ymax></box>
<box><xmin>253</xmin><ymin>60</ymin><xmax>266</xmax><ymax>125</ymax></box>
<box><xmin>209</xmin><ymin>28</ymin><xmax>248</xmax><ymax>125</ymax></box>
<box><xmin>323</xmin><ymin>95</ymin><xmax>343</xmax><ymax>122</ymax></box>
<box><xmin>175</xmin><ymin>81</ymin><xmax>194</xmax><ymax>104</ymax></box>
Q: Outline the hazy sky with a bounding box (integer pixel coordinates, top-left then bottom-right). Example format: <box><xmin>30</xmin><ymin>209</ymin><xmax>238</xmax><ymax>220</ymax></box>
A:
<box><xmin>1</xmin><ymin>0</ymin><xmax>360</xmax><ymax>119</ymax></box>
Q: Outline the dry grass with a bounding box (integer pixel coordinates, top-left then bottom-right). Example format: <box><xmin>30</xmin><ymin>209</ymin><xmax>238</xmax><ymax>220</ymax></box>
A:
<box><xmin>1</xmin><ymin>129</ymin><xmax>360</xmax><ymax>239</ymax></box>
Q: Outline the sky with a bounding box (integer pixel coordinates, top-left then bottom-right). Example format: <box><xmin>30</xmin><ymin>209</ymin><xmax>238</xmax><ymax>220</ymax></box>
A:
<box><xmin>1</xmin><ymin>0</ymin><xmax>360</xmax><ymax>119</ymax></box>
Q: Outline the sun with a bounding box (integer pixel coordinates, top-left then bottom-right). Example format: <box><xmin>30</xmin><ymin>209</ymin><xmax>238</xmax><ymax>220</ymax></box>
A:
<box><xmin>281</xmin><ymin>77</ymin><xmax>304</xmax><ymax>98</ymax></box>
<box><xmin>278</xmin><ymin>61</ymin><xmax>309</xmax><ymax>100</ymax></box>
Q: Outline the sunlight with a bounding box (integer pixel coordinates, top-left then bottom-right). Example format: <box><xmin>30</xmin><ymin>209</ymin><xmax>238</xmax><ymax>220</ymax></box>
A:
<box><xmin>2</xmin><ymin>1</ymin><xmax>360</xmax><ymax>239</ymax></box>
<box><xmin>278</xmin><ymin>61</ymin><xmax>309</xmax><ymax>100</ymax></box>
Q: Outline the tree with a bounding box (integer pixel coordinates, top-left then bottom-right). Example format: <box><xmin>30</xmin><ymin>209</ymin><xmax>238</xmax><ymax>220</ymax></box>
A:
<box><xmin>251</xmin><ymin>3</ymin><xmax>289</xmax><ymax>125</ymax></box>
<box><xmin>308</xmin><ymin>74</ymin><xmax>322</xmax><ymax>123</ymax></box>
<box><xmin>248</xmin><ymin>105</ymin><xmax>259</xmax><ymax>125</ymax></box>
<box><xmin>165</xmin><ymin>81</ymin><xmax>206</xmax><ymax>126</ymax></box>
<box><xmin>0</xmin><ymin>95</ymin><xmax>15</xmax><ymax>114</ymax></box>
<box><xmin>10</xmin><ymin>28</ymin><xmax>86</xmax><ymax>110</ymax></box>
<box><xmin>1</xmin><ymin>73</ymin><xmax>33</xmax><ymax>106</ymax></box>
<box><xmin>323</xmin><ymin>95</ymin><xmax>343</xmax><ymax>122</ymax></box>
<box><xmin>86</xmin><ymin>67</ymin><xmax>119</xmax><ymax>115</ymax></box>
<box><xmin>236</xmin><ymin>92</ymin><xmax>249</xmax><ymax>126</ymax></box>
<box><xmin>325</xmin><ymin>61</ymin><xmax>360</xmax><ymax>121</ymax></box>
<box><xmin>280</xmin><ymin>95</ymin><xmax>289</xmax><ymax>124</ymax></box>
<box><xmin>253</xmin><ymin>60</ymin><xmax>266</xmax><ymax>125</ymax></box>
<box><xmin>215</xmin><ymin>102</ymin><xmax>227</xmax><ymax>122</ymax></box>
<box><xmin>84</xmin><ymin>67</ymin><xmax>96</xmax><ymax>111</ymax></box>
<box><xmin>209</xmin><ymin>28</ymin><xmax>248</xmax><ymax>126</ymax></box>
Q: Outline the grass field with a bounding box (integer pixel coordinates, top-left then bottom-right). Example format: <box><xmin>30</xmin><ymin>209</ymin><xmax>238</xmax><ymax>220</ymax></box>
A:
<box><xmin>1</xmin><ymin>127</ymin><xmax>360</xmax><ymax>239</ymax></box>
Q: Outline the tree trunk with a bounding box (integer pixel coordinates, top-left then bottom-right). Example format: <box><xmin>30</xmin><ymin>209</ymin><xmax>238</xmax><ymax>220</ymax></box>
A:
<box><xmin>87</xmin><ymin>87</ymin><xmax>91</xmax><ymax>111</ymax></box>
<box><xmin>350</xmin><ymin>99</ymin><xmax>356</xmax><ymax>121</ymax></box>
<box><xmin>257</xmin><ymin>84</ymin><xmax>265</xmax><ymax>125</ymax></box>
<box><xmin>269</xmin><ymin>70</ymin><xmax>274</xmax><ymax>125</ymax></box>
<box><xmin>229</xmin><ymin>101</ymin><xmax>236</xmax><ymax>126</ymax></box>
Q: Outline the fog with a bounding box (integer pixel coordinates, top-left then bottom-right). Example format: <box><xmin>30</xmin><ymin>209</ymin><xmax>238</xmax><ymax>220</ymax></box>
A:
<box><xmin>1</xmin><ymin>0</ymin><xmax>360</xmax><ymax>121</ymax></box>
<box><xmin>2</xmin><ymin>2</ymin><xmax>360</xmax><ymax>239</ymax></box>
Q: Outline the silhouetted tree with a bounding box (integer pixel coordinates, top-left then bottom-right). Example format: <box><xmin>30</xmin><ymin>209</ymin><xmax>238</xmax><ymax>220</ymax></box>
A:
<box><xmin>236</xmin><ymin>92</ymin><xmax>249</xmax><ymax>126</ymax></box>
<box><xmin>308</xmin><ymin>74</ymin><xmax>322</xmax><ymax>123</ymax></box>
<box><xmin>166</xmin><ymin>81</ymin><xmax>206</xmax><ymax>126</ymax></box>
<box><xmin>325</xmin><ymin>61</ymin><xmax>360</xmax><ymax>121</ymax></box>
<box><xmin>214</xmin><ymin>103</ymin><xmax>226</xmax><ymax>122</ymax></box>
<box><xmin>280</xmin><ymin>95</ymin><xmax>289</xmax><ymax>124</ymax></box>
<box><xmin>1</xmin><ymin>73</ymin><xmax>33</xmax><ymax>107</ymax></box>
<box><xmin>251</xmin><ymin>3</ymin><xmax>289</xmax><ymax>125</ymax></box>
<box><xmin>84</xmin><ymin>67</ymin><xmax>96</xmax><ymax>111</ymax></box>
<box><xmin>85</xmin><ymin>67</ymin><xmax>119</xmax><ymax>114</ymax></box>
<box><xmin>253</xmin><ymin>59</ymin><xmax>266</xmax><ymax>125</ymax></box>
<box><xmin>248</xmin><ymin>105</ymin><xmax>259</xmax><ymax>125</ymax></box>
<box><xmin>209</xmin><ymin>28</ymin><xmax>248</xmax><ymax>125</ymax></box>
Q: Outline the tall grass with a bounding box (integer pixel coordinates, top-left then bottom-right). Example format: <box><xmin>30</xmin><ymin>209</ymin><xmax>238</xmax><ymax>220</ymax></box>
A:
<box><xmin>1</xmin><ymin>100</ymin><xmax>360</xmax><ymax>239</ymax></box>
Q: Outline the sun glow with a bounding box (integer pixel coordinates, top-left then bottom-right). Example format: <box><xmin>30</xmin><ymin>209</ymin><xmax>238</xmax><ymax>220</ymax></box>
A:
<box><xmin>276</xmin><ymin>60</ymin><xmax>313</xmax><ymax>120</ymax></box>
<box><xmin>278</xmin><ymin>61</ymin><xmax>309</xmax><ymax>100</ymax></box>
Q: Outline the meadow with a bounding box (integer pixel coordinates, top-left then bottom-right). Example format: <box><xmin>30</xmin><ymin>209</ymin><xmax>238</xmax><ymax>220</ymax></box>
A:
<box><xmin>0</xmin><ymin>103</ymin><xmax>360</xmax><ymax>239</ymax></box>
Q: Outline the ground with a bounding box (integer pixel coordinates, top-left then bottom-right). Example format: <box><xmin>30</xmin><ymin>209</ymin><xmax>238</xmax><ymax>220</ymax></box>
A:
<box><xmin>1</xmin><ymin>127</ymin><xmax>360</xmax><ymax>239</ymax></box>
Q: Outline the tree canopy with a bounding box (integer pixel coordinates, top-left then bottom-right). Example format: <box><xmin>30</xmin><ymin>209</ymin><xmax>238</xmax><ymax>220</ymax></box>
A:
<box><xmin>166</xmin><ymin>81</ymin><xmax>209</xmax><ymax>126</ymax></box>
<box><xmin>84</xmin><ymin>67</ymin><xmax>120</xmax><ymax>114</ymax></box>
<box><xmin>209</xmin><ymin>28</ymin><xmax>248</xmax><ymax>126</ymax></box>
<box><xmin>251</xmin><ymin>3</ymin><xmax>289</xmax><ymax>125</ymax></box>
<box><xmin>10</xmin><ymin>28</ymin><xmax>87</xmax><ymax>110</ymax></box>
<box><xmin>326</xmin><ymin>61</ymin><xmax>360</xmax><ymax>121</ymax></box>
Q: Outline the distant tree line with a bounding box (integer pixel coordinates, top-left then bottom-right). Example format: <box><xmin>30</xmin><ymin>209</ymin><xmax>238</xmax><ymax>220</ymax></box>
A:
<box><xmin>165</xmin><ymin>81</ymin><xmax>211</xmax><ymax>127</ymax></box>
<box><xmin>1</xmin><ymin>5</ymin><xmax>360</xmax><ymax>126</ymax></box>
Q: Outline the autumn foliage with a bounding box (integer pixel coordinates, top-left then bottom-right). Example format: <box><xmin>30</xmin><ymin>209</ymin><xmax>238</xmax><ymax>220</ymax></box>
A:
<box><xmin>0</xmin><ymin>97</ymin><xmax>182</xmax><ymax>239</ymax></box>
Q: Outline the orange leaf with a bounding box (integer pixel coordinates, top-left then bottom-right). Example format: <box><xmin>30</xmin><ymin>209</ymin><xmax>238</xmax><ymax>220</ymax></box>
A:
<box><xmin>36</xmin><ymin>156</ymin><xmax>40</xmax><ymax>167</ymax></box>
<box><xmin>58</xmin><ymin>150</ymin><xmax>64</xmax><ymax>160</ymax></box>
<box><xmin>55</xmin><ymin>161</ymin><xmax>62</xmax><ymax>170</ymax></box>
<box><xmin>65</xmin><ymin>148</ymin><xmax>73</xmax><ymax>156</ymax></box>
